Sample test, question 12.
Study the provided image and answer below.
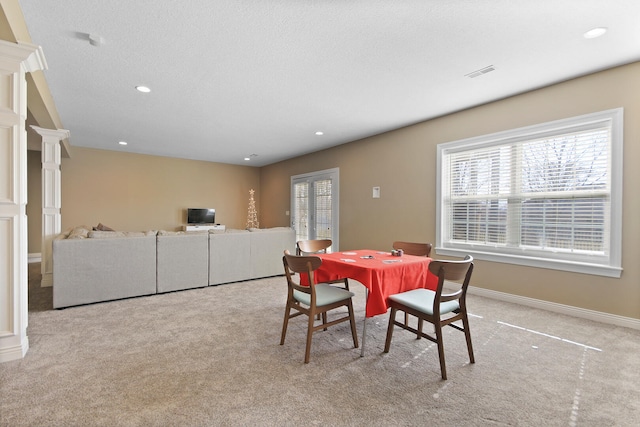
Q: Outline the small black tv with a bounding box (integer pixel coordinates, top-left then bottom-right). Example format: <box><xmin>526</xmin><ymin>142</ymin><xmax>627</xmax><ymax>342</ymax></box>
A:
<box><xmin>187</xmin><ymin>208</ymin><xmax>215</xmax><ymax>225</ymax></box>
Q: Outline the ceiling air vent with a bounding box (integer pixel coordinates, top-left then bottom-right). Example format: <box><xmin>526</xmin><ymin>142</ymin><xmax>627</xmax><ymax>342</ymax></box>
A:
<box><xmin>465</xmin><ymin>65</ymin><xmax>495</xmax><ymax>78</ymax></box>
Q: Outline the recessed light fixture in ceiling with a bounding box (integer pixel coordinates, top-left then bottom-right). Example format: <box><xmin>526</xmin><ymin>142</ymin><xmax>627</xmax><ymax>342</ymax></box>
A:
<box><xmin>583</xmin><ymin>27</ymin><xmax>607</xmax><ymax>39</ymax></box>
<box><xmin>118</xmin><ymin>141</ymin><xmax>128</xmax><ymax>146</ymax></box>
<box><xmin>244</xmin><ymin>153</ymin><xmax>258</xmax><ymax>161</ymax></box>
<box><xmin>135</xmin><ymin>85</ymin><xmax>151</xmax><ymax>93</ymax></box>
<box><xmin>315</xmin><ymin>131</ymin><xmax>324</xmax><ymax>136</ymax></box>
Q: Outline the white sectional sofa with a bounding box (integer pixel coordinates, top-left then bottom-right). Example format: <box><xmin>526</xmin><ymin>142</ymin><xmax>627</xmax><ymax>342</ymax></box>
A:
<box><xmin>208</xmin><ymin>229</ymin><xmax>251</xmax><ymax>285</ymax></box>
<box><xmin>157</xmin><ymin>230</ymin><xmax>210</xmax><ymax>293</ymax></box>
<box><xmin>52</xmin><ymin>226</ymin><xmax>295</xmax><ymax>308</ymax></box>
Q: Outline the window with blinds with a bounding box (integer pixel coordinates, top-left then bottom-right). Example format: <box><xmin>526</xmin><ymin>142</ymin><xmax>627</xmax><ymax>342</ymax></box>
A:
<box><xmin>437</xmin><ymin>108</ymin><xmax>623</xmax><ymax>277</ymax></box>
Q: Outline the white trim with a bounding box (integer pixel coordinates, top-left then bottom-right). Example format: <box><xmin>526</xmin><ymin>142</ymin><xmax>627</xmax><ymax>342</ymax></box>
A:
<box><xmin>437</xmin><ymin>247</ymin><xmax>622</xmax><ymax>278</ymax></box>
<box><xmin>436</xmin><ymin>108</ymin><xmax>623</xmax><ymax>277</ymax></box>
<box><xmin>0</xmin><ymin>338</ymin><xmax>29</xmax><ymax>363</ymax></box>
<box><xmin>291</xmin><ymin>167</ymin><xmax>340</xmax><ymax>250</ymax></box>
<box><xmin>468</xmin><ymin>286</ymin><xmax>640</xmax><ymax>331</ymax></box>
<box><xmin>28</xmin><ymin>253</ymin><xmax>42</xmax><ymax>263</ymax></box>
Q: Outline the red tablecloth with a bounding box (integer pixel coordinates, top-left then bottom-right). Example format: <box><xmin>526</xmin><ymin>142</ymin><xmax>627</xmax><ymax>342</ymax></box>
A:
<box><xmin>309</xmin><ymin>249</ymin><xmax>436</xmax><ymax>317</ymax></box>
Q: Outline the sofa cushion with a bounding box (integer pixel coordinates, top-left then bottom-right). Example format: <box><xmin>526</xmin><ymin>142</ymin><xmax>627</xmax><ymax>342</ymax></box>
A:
<box><xmin>222</xmin><ymin>228</ymin><xmax>250</xmax><ymax>234</ymax></box>
<box><xmin>94</xmin><ymin>222</ymin><xmax>115</xmax><ymax>231</ymax></box>
<box><xmin>248</xmin><ymin>227</ymin><xmax>292</xmax><ymax>232</ymax></box>
<box><xmin>88</xmin><ymin>230</ymin><xmax>157</xmax><ymax>238</ymax></box>
<box><xmin>67</xmin><ymin>225</ymin><xmax>92</xmax><ymax>239</ymax></box>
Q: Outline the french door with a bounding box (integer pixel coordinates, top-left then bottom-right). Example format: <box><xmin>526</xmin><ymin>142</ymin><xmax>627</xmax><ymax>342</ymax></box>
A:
<box><xmin>291</xmin><ymin>168</ymin><xmax>339</xmax><ymax>251</ymax></box>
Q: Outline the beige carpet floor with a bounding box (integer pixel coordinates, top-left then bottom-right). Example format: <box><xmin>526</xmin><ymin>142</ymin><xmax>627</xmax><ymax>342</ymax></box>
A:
<box><xmin>1</xmin><ymin>263</ymin><xmax>639</xmax><ymax>426</ymax></box>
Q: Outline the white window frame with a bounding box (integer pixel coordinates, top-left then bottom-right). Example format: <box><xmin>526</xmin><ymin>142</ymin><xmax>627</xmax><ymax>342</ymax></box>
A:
<box><xmin>436</xmin><ymin>108</ymin><xmax>623</xmax><ymax>278</ymax></box>
<box><xmin>291</xmin><ymin>168</ymin><xmax>340</xmax><ymax>251</ymax></box>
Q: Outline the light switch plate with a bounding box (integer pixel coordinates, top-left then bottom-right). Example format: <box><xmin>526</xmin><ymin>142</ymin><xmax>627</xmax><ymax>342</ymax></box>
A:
<box><xmin>372</xmin><ymin>186</ymin><xmax>380</xmax><ymax>198</ymax></box>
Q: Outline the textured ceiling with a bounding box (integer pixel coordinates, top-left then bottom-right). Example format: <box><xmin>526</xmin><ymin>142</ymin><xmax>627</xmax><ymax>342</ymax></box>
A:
<box><xmin>18</xmin><ymin>0</ymin><xmax>640</xmax><ymax>166</ymax></box>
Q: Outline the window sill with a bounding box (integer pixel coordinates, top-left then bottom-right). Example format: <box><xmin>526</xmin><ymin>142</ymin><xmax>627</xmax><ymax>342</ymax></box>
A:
<box><xmin>436</xmin><ymin>247</ymin><xmax>622</xmax><ymax>278</ymax></box>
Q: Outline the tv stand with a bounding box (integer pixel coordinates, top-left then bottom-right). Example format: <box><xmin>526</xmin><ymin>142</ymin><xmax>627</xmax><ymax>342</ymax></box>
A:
<box><xmin>184</xmin><ymin>224</ymin><xmax>225</xmax><ymax>232</ymax></box>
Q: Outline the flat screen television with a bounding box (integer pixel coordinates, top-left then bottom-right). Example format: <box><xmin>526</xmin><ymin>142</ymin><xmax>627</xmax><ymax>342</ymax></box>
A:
<box><xmin>187</xmin><ymin>208</ymin><xmax>216</xmax><ymax>225</ymax></box>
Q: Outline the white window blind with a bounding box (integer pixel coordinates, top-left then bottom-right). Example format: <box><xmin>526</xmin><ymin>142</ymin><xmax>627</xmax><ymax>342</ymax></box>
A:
<box><xmin>291</xmin><ymin>168</ymin><xmax>340</xmax><ymax>249</ymax></box>
<box><xmin>314</xmin><ymin>179</ymin><xmax>333</xmax><ymax>240</ymax></box>
<box><xmin>293</xmin><ymin>181</ymin><xmax>309</xmax><ymax>242</ymax></box>
<box><xmin>437</xmin><ymin>109</ymin><xmax>623</xmax><ymax>277</ymax></box>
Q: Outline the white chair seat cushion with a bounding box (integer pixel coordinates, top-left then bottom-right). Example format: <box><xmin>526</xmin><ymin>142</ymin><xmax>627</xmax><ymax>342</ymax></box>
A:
<box><xmin>294</xmin><ymin>284</ymin><xmax>354</xmax><ymax>307</ymax></box>
<box><xmin>389</xmin><ymin>288</ymin><xmax>459</xmax><ymax>315</ymax></box>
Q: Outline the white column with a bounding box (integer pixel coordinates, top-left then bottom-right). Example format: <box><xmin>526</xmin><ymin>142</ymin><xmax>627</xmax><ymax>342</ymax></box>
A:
<box><xmin>31</xmin><ymin>126</ymin><xmax>69</xmax><ymax>287</ymax></box>
<box><xmin>0</xmin><ymin>40</ymin><xmax>47</xmax><ymax>363</ymax></box>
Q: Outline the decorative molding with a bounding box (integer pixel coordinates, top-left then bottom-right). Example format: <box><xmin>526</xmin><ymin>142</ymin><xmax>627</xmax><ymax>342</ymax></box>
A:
<box><xmin>0</xmin><ymin>338</ymin><xmax>29</xmax><ymax>363</ymax></box>
<box><xmin>31</xmin><ymin>126</ymin><xmax>68</xmax><ymax>290</ymax></box>
<box><xmin>468</xmin><ymin>286</ymin><xmax>640</xmax><ymax>331</ymax></box>
<box><xmin>0</xmin><ymin>40</ymin><xmax>29</xmax><ymax>363</ymax></box>
<box><xmin>0</xmin><ymin>40</ymin><xmax>47</xmax><ymax>72</ymax></box>
<box><xmin>41</xmin><ymin>274</ymin><xmax>53</xmax><ymax>287</ymax></box>
<box><xmin>28</xmin><ymin>253</ymin><xmax>42</xmax><ymax>263</ymax></box>
<box><xmin>22</xmin><ymin>44</ymin><xmax>48</xmax><ymax>73</ymax></box>
<box><xmin>30</xmin><ymin>126</ymin><xmax>69</xmax><ymax>140</ymax></box>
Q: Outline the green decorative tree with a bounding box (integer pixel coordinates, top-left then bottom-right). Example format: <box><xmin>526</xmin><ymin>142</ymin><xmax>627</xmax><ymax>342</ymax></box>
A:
<box><xmin>246</xmin><ymin>189</ymin><xmax>259</xmax><ymax>229</ymax></box>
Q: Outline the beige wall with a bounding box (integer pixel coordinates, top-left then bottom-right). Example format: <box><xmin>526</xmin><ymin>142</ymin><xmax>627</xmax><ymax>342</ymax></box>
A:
<box><xmin>260</xmin><ymin>62</ymin><xmax>640</xmax><ymax>320</ymax></box>
<box><xmin>26</xmin><ymin>150</ymin><xmax>42</xmax><ymax>253</ymax></box>
<box><xmin>26</xmin><ymin>147</ymin><xmax>263</xmax><ymax>253</ymax></box>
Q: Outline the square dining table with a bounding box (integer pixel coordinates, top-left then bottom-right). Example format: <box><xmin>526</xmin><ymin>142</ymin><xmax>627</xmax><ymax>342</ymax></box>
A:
<box><xmin>309</xmin><ymin>249</ymin><xmax>437</xmax><ymax>356</ymax></box>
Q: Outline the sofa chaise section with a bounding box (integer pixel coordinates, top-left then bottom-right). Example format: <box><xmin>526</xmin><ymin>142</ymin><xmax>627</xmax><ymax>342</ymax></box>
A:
<box><xmin>249</xmin><ymin>227</ymin><xmax>296</xmax><ymax>279</ymax></box>
<box><xmin>53</xmin><ymin>231</ymin><xmax>157</xmax><ymax>308</ymax></box>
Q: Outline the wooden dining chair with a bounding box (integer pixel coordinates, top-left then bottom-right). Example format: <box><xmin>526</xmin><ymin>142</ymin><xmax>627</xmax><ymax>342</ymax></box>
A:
<box><xmin>383</xmin><ymin>255</ymin><xmax>474</xmax><ymax>380</ymax></box>
<box><xmin>392</xmin><ymin>241</ymin><xmax>432</xmax><ymax>257</ymax></box>
<box><xmin>280</xmin><ymin>251</ymin><xmax>359</xmax><ymax>363</ymax></box>
<box><xmin>392</xmin><ymin>241</ymin><xmax>433</xmax><ymax>324</ymax></box>
<box><xmin>296</xmin><ymin>239</ymin><xmax>333</xmax><ymax>255</ymax></box>
<box><xmin>296</xmin><ymin>239</ymin><xmax>349</xmax><ymax>291</ymax></box>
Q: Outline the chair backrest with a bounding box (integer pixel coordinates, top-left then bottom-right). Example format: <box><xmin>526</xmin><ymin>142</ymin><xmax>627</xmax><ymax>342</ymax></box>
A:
<box><xmin>296</xmin><ymin>239</ymin><xmax>332</xmax><ymax>255</ymax></box>
<box><xmin>392</xmin><ymin>241</ymin><xmax>432</xmax><ymax>257</ymax></box>
<box><xmin>282</xmin><ymin>251</ymin><xmax>323</xmax><ymax>300</ymax></box>
<box><xmin>428</xmin><ymin>255</ymin><xmax>474</xmax><ymax>305</ymax></box>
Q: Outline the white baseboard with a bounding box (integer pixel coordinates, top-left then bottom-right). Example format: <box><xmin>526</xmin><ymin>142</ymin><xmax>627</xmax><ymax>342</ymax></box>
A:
<box><xmin>468</xmin><ymin>285</ymin><xmax>640</xmax><ymax>331</ymax></box>
<box><xmin>28</xmin><ymin>253</ymin><xmax>41</xmax><ymax>263</ymax></box>
<box><xmin>0</xmin><ymin>338</ymin><xmax>29</xmax><ymax>363</ymax></box>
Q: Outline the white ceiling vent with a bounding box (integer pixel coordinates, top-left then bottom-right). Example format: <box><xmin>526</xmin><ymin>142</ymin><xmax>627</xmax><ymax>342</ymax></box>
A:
<box><xmin>465</xmin><ymin>65</ymin><xmax>495</xmax><ymax>78</ymax></box>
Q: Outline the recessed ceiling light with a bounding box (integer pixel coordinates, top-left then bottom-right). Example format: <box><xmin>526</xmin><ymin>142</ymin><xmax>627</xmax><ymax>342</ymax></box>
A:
<box><xmin>118</xmin><ymin>141</ymin><xmax>128</xmax><ymax>146</ymax></box>
<box><xmin>315</xmin><ymin>131</ymin><xmax>324</xmax><ymax>136</ymax></box>
<box><xmin>584</xmin><ymin>27</ymin><xmax>607</xmax><ymax>39</ymax></box>
<box><xmin>244</xmin><ymin>157</ymin><xmax>251</xmax><ymax>161</ymax></box>
<box><xmin>135</xmin><ymin>85</ymin><xmax>151</xmax><ymax>93</ymax></box>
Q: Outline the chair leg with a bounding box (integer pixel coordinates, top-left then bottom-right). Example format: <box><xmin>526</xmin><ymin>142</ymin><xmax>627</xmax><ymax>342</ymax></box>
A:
<box><xmin>322</xmin><ymin>312</ymin><xmax>328</xmax><ymax>331</ymax></box>
<box><xmin>304</xmin><ymin>312</ymin><xmax>315</xmax><ymax>364</ymax></box>
<box><xmin>462</xmin><ymin>314</ymin><xmax>475</xmax><ymax>364</ymax></box>
<box><xmin>417</xmin><ymin>318</ymin><xmax>423</xmax><ymax>340</ymax></box>
<box><xmin>280</xmin><ymin>305</ymin><xmax>291</xmax><ymax>345</ymax></box>
<box><xmin>434</xmin><ymin>322</ymin><xmax>447</xmax><ymax>380</ymax></box>
<box><xmin>383</xmin><ymin>307</ymin><xmax>397</xmax><ymax>353</ymax></box>
<box><xmin>347</xmin><ymin>300</ymin><xmax>359</xmax><ymax>348</ymax></box>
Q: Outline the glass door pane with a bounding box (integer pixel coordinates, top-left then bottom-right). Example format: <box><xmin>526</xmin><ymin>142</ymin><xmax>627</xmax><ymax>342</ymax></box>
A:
<box><xmin>293</xmin><ymin>181</ymin><xmax>310</xmax><ymax>242</ymax></box>
<box><xmin>291</xmin><ymin>168</ymin><xmax>339</xmax><ymax>251</ymax></box>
